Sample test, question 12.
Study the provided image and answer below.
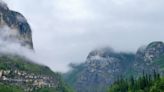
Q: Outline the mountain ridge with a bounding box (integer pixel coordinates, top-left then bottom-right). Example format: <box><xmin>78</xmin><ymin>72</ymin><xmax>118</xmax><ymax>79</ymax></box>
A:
<box><xmin>65</xmin><ymin>41</ymin><xmax>164</xmax><ymax>92</ymax></box>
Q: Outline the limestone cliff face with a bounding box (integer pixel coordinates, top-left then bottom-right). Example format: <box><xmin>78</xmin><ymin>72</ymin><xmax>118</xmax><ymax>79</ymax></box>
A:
<box><xmin>76</xmin><ymin>49</ymin><xmax>122</xmax><ymax>92</ymax></box>
<box><xmin>135</xmin><ymin>41</ymin><xmax>164</xmax><ymax>63</ymax></box>
<box><xmin>0</xmin><ymin>1</ymin><xmax>33</xmax><ymax>49</ymax></box>
<box><xmin>66</xmin><ymin>48</ymin><xmax>135</xmax><ymax>92</ymax></box>
<box><xmin>134</xmin><ymin>41</ymin><xmax>164</xmax><ymax>75</ymax></box>
<box><xmin>142</xmin><ymin>41</ymin><xmax>164</xmax><ymax>63</ymax></box>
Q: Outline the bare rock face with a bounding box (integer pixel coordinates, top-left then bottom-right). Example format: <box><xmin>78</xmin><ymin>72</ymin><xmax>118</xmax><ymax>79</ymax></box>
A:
<box><xmin>143</xmin><ymin>41</ymin><xmax>164</xmax><ymax>62</ymax></box>
<box><xmin>76</xmin><ymin>50</ymin><xmax>122</xmax><ymax>92</ymax></box>
<box><xmin>0</xmin><ymin>1</ymin><xmax>33</xmax><ymax>49</ymax></box>
<box><xmin>134</xmin><ymin>41</ymin><xmax>164</xmax><ymax>75</ymax></box>
<box><xmin>135</xmin><ymin>41</ymin><xmax>164</xmax><ymax>65</ymax></box>
<box><xmin>136</xmin><ymin>41</ymin><xmax>164</xmax><ymax>63</ymax></box>
<box><xmin>67</xmin><ymin>48</ymin><xmax>135</xmax><ymax>92</ymax></box>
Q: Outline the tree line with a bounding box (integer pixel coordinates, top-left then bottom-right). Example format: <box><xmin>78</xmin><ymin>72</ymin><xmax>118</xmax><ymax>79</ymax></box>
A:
<box><xmin>108</xmin><ymin>71</ymin><xmax>164</xmax><ymax>92</ymax></box>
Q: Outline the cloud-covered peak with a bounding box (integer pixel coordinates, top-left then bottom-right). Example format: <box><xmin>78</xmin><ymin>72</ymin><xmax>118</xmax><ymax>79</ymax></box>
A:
<box><xmin>0</xmin><ymin>0</ymin><xmax>8</xmax><ymax>10</ymax></box>
<box><xmin>0</xmin><ymin>1</ymin><xmax>33</xmax><ymax>49</ymax></box>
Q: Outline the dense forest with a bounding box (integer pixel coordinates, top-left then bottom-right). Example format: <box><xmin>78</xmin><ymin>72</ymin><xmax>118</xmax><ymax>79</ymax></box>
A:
<box><xmin>108</xmin><ymin>71</ymin><xmax>164</xmax><ymax>92</ymax></box>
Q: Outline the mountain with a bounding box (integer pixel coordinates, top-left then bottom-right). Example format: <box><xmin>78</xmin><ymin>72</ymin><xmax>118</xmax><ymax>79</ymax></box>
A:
<box><xmin>134</xmin><ymin>41</ymin><xmax>164</xmax><ymax>76</ymax></box>
<box><xmin>0</xmin><ymin>0</ymin><xmax>33</xmax><ymax>49</ymax></box>
<box><xmin>0</xmin><ymin>1</ymin><xmax>73</xmax><ymax>92</ymax></box>
<box><xmin>65</xmin><ymin>48</ymin><xmax>135</xmax><ymax>92</ymax></box>
<box><xmin>64</xmin><ymin>41</ymin><xmax>164</xmax><ymax>92</ymax></box>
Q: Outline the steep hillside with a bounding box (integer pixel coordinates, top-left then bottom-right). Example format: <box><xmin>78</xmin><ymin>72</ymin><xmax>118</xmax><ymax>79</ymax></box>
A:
<box><xmin>0</xmin><ymin>54</ymin><xmax>73</xmax><ymax>92</ymax></box>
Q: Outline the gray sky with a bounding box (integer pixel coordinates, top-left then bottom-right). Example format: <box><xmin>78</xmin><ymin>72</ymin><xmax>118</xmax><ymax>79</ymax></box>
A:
<box><xmin>5</xmin><ymin>0</ymin><xmax>164</xmax><ymax>72</ymax></box>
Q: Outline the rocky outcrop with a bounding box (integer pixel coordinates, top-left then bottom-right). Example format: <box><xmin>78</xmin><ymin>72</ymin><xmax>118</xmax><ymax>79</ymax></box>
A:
<box><xmin>0</xmin><ymin>0</ymin><xmax>33</xmax><ymax>49</ymax></box>
<box><xmin>138</xmin><ymin>41</ymin><xmax>164</xmax><ymax>63</ymax></box>
<box><xmin>76</xmin><ymin>50</ymin><xmax>121</xmax><ymax>92</ymax></box>
<box><xmin>134</xmin><ymin>41</ymin><xmax>164</xmax><ymax>75</ymax></box>
<box><xmin>66</xmin><ymin>48</ymin><xmax>135</xmax><ymax>92</ymax></box>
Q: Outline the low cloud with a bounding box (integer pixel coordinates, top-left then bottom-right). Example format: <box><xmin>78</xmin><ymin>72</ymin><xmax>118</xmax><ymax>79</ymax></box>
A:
<box><xmin>4</xmin><ymin>0</ymin><xmax>164</xmax><ymax>72</ymax></box>
<box><xmin>0</xmin><ymin>25</ymin><xmax>54</xmax><ymax>70</ymax></box>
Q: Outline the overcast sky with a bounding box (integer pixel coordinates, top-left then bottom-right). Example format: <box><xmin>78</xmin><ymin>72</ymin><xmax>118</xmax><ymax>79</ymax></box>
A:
<box><xmin>4</xmin><ymin>0</ymin><xmax>164</xmax><ymax>72</ymax></box>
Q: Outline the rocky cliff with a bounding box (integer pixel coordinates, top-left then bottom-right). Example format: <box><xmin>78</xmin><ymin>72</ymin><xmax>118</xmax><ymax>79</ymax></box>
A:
<box><xmin>65</xmin><ymin>41</ymin><xmax>164</xmax><ymax>92</ymax></box>
<box><xmin>0</xmin><ymin>0</ymin><xmax>33</xmax><ymax>49</ymax></box>
<box><xmin>134</xmin><ymin>41</ymin><xmax>164</xmax><ymax>75</ymax></box>
<box><xmin>65</xmin><ymin>48</ymin><xmax>135</xmax><ymax>92</ymax></box>
<box><xmin>136</xmin><ymin>41</ymin><xmax>164</xmax><ymax>63</ymax></box>
<box><xmin>0</xmin><ymin>1</ymin><xmax>73</xmax><ymax>92</ymax></box>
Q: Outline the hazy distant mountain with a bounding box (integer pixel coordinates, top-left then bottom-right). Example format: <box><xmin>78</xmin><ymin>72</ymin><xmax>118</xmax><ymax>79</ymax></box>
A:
<box><xmin>65</xmin><ymin>41</ymin><xmax>164</xmax><ymax>92</ymax></box>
